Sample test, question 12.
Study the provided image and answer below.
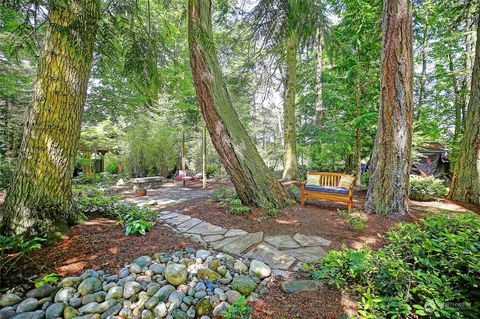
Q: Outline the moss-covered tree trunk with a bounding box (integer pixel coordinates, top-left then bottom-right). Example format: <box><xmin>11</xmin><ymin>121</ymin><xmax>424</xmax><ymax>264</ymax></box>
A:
<box><xmin>282</xmin><ymin>31</ymin><xmax>298</xmax><ymax>180</ymax></box>
<box><xmin>448</xmin><ymin>21</ymin><xmax>480</xmax><ymax>204</ymax></box>
<box><xmin>1</xmin><ymin>0</ymin><xmax>100</xmax><ymax>236</ymax></box>
<box><xmin>188</xmin><ymin>0</ymin><xmax>291</xmax><ymax>209</ymax></box>
<box><xmin>364</xmin><ymin>0</ymin><xmax>413</xmax><ymax>218</ymax></box>
<box><xmin>315</xmin><ymin>30</ymin><xmax>324</xmax><ymax>129</ymax></box>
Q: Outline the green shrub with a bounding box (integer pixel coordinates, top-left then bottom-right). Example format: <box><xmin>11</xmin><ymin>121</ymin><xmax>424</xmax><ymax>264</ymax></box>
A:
<box><xmin>410</xmin><ymin>175</ymin><xmax>448</xmax><ymax>201</ymax></box>
<box><xmin>75</xmin><ymin>189</ymin><xmax>154</xmax><ymax>236</ymax></box>
<box><xmin>211</xmin><ymin>188</ymin><xmax>237</xmax><ymax>202</ymax></box>
<box><xmin>229</xmin><ymin>198</ymin><xmax>251</xmax><ymax>214</ymax></box>
<box><xmin>346</xmin><ymin>212</ymin><xmax>368</xmax><ymax>230</ymax></box>
<box><xmin>0</xmin><ymin>235</ymin><xmax>45</xmax><ymax>278</ymax></box>
<box><xmin>222</xmin><ymin>295</ymin><xmax>252</xmax><ymax>319</ymax></box>
<box><xmin>34</xmin><ymin>273</ymin><xmax>60</xmax><ymax>288</ymax></box>
<box><xmin>309</xmin><ymin>212</ymin><xmax>480</xmax><ymax>319</ymax></box>
<box><xmin>104</xmin><ymin>153</ymin><xmax>120</xmax><ymax>174</ymax></box>
<box><xmin>0</xmin><ymin>157</ymin><xmax>14</xmax><ymax>190</ymax></box>
<box><xmin>361</xmin><ymin>171</ymin><xmax>371</xmax><ymax>185</ymax></box>
<box><xmin>206</xmin><ymin>163</ymin><xmax>219</xmax><ymax>177</ymax></box>
<box><xmin>267</xmin><ymin>207</ymin><xmax>280</xmax><ymax>218</ymax></box>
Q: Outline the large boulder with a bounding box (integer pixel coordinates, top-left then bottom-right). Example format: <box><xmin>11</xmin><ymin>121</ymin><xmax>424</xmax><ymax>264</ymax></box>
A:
<box><xmin>78</xmin><ymin>278</ymin><xmax>102</xmax><ymax>296</ymax></box>
<box><xmin>249</xmin><ymin>260</ymin><xmax>271</xmax><ymax>279</ymax></box>
<box><xmin>231</xmin><ymin>275</ymin><xmax>257</xmax><ymax>295</ymax></box>
<box><xmin>164</xmin><ymin>264</ymin><xmax>188</xmax><ymax>286</ymax></box>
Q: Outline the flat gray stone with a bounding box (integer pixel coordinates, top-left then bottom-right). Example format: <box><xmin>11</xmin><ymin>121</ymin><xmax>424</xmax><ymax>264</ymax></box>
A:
<box><xmin>293</xmin><ymin>233</ymin><xmax>331</xmax><ymax>247</ymax></box>
<box><xmin>177</xmin><ymin>218</ymin><xmax>203</xmax><ymax>232</ymax></box>
<box><xmin>157</xmin><ymin>212</ymin><xmax>181</xmax><ymax>220</ymax></box>
<box><xmin>243</xmin><ymin>242</ymin><xmax>296</xmax><ymax>270</ymax></box>
<box><xmin>283</xmin><ymin>246</ymin><xmax>327</xmax><ymax>263</ymax></box>
<box><xmin>165</xmin><ymin>214</ymin><xmax>192</xmax><ymax>226</ymax></box>
<box><xmin>203</xmin><ymin>235</ymin><xmax>224</xmax><ymax>243</ymax></box>
<box><xmin>280</xmin><ymin>280</ymin><xmax>323</xmax><ymax>294</ymax></box>
<box><xmin>224</xmin><ymin>229</ymin><xmax>248</xmax><ymax>237</ymax></box>
<box><xmin>216</xmin><ymin>232</ymin><xmax>263</xmax><ymax>255</ymax></box>
<box><xmin>187</xmin><ymin>222</ymin><xmax>227</xmax><ymax>236</ymax></box>
<box><xmin>264</xmin><ymin>235</ymin><xmax>300</xmax><ymax>249</ymax></box>
<box><xmin>211</xmin><ymin>236</ymin><xmax>243</xmax><ymax>250</ymax></box>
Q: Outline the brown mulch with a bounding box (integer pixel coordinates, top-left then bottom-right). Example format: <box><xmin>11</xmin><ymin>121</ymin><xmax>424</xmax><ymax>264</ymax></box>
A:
<box><xmin>5</xmin><ymin>217</ymin><xmax>201</xmax><ymax>288</ymax></box>
<box><xmin>170</xmin><ymin>189</ymin><xmax>423</xmax><ymax>250</ymax></box>
<box><xmin>251</xmin><ymin>279</ymin><xmax>351</xmax><ymax>319</ymax></box>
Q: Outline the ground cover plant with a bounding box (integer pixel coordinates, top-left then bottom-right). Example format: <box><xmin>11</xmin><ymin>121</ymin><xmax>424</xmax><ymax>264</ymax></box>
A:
<box><xmin>309</xmin><ymin>212</ymin><xmax>480</xmax><ymax>318</ymax></box>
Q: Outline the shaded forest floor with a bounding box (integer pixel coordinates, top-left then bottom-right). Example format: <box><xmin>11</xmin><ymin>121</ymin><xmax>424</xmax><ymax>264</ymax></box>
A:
<box><xmin>2</xmin><ymin>181</ymin><xmax>478</xmax><ymax>318</ymax></box>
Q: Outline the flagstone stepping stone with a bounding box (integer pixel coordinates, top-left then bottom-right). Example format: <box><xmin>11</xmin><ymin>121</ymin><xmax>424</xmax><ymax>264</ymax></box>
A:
<box><xmin>211</xmin><ymin>236</ymin><xmax>243</xmax><ymax>250</ymax></box>
<box><xmin>187</xmin><ymin>222</ymin><xmax>227</xmax><ymax>236</ymax></box>
<box><xmin>280</xmin><ymin>280</ymin><xmax>323</xmax><ymax>294</ymax></box>
<box><xmin>243</xmin><ymin>242</ymin><xmax>296</xmax><ymax>270</ymax></box>
<box><xmin>264</xmin><ymin>235</ymin><xmax>300</xmax><ymax>249</ymax></box>
<box><xmin>177</xmin><ymin>218</ymin><xmax>203</xmax><ymax>232</ymax></box>
<box><xmin>293</xmin><ymin>233</ymin><xmax>331</xmax><ymax>246</ymax></box>
<box><xmin>283</xmin><ymin>246</ymin><xmax>327</xmax><ymax>263</ymax></box>
<box><xmin>203</xmin><ymin>235</ymin><xmax>225</xmax><ymax>243</ymax></box>
<box><xmin>216</xmin><ymin>232</ymin><xmax>263</xmax><ymax>255</ymax></box>
<box><xmin>157</xmin><ymin>212</ymin><xmax>181</xmax><ymax>220</ymax></box>
<box><xmin>165</xmin><ymin>214</ymin><xmax>192</xmax><ymax>226</ymax></box>
<box><xmin>224</xmin><ymin>229</ymin><xmax>248</xmax><ymax>237</ymax></box>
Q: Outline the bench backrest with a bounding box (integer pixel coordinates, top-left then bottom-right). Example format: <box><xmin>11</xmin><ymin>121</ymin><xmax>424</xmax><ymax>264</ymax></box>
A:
<box><xmin>307</xmin><ymin>172</ymin><xmax>354</xmax><ymax>187</ymax></box>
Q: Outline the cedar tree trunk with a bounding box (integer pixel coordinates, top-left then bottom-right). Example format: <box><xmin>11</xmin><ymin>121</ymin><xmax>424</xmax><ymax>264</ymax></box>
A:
<box><xmin>315</xmin><ymin>30</ymin><xmax>324</xmax><ymax>129</ymax></box>
<box><xmin>282</xmin><ymin>30</ymin><xmax>298</xmax><ymax>180</ymax></box>
<box><xmin>364</xmin><ymin>0</ymin><xmax>413</xmax><ymax>217</ymax></box>
<box><xmin>188</xmin><ymin>0</ymin><xmax>291</xmax><ymax>208</ymax></box>
<box><xmin>448</xmin><ymin>21</ymin><xmax>480</xmax><ymax>204</ymax></box>
<box><xmin>1</xmin><ymin>0</ymin><xmax>100</xmax><ymax>236</ymax></box>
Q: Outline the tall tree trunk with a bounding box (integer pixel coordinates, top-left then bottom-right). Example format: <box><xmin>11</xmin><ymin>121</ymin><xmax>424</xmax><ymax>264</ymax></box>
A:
<box><xmin>282</xmin><ymin>30</ymin><xmax>298</xmax><ymax>180</ymax></box>
<box><xmin>315</xmin><ymin>30</ymin><xmax>324</xmax><ymax>128</ymax></box>
<box><xmin>448</xmin><ymin>22</ymin><xmax>480</xmax><ymax>204</ymax></box>
<box><xmin>181</xmin><ymin>131</ymin><xmax>186</xmax><ymax>186</ymax></box>
<box><xmin>1</xmin><ymin>0</ymin><xmax>100</xmax><ymax>237</ymax></box>
<box><xmin>416</xmin><ymin>21</ymin><xmax>428</xmax><ymax>119</ymax></box>
<box><xmin>364</xmin><ymin>0</ymin><xmax>413</xmax><ymax>218</ymax></box>
<box><xmin>202</xmin><ymin>126</ymin><xmax>207</xmax><ymax>189</ymax></box>
<box><xmin>188</xmin><ymin>0</ymin><xmax>291</xmax><ymax>209</ymax></box>
<box><xmin>355</xmin><ymin>81</ymin><xmax>362</xmax><ymax>186</ymax></box>
<box><xmin>449</xmin><ymin>54</ymin><xmax>463</xmax><ymax>141</ymax></box>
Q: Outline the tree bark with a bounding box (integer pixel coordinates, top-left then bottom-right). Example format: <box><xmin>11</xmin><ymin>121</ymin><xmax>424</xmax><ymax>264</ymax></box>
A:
<box><xmin>202</xmin><ymin>126</ymin><xmax>207</xmax><ymax>189</ymax></box>
<box><xmin>188</xmin><ymin>0</ymin><xmax>291</xmax><ymax>209</ymax></box>
<box><xmin>448</xmin><ymin>21</ymin><xmax>480</xmax><ymax>205</ymax></box>
<box><xmin>315</xmin><ymin>30</ymin><xmax>324</xmax><ymax>129</ymax></box>
<box><xmin>355</xmin><ymin>80</ymin><xmax>362</xmax><ymax>186</ymax></box>
<box><xmin>1</xmin><ymin>0</ymin><xmax>100</xmax><ymax>237</ymax></box>
<box><xmin>364</xmin><ymin>0</ymin><xmax>413</xmax><ymax>218</ymax></box>
<box><xmin>282</xmin><ymin>30</ymin><xmax>298</xmax><ymax>180</ymax></box>
<box><xmin>416</xmin><ymin>21</ymin><xmax>428</xmax><ymax>119</ymax></box>
<box><xmin>449</xmin><ymin>54</ymin><xmax>463</xmax><ymax>142</ymax></box>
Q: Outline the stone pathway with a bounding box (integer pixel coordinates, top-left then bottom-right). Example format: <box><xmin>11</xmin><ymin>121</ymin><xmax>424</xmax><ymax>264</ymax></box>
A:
<box><xmin>124</xmin><ymin>185</ymin><xmax>213</xmax><ymax>209</ymax></box>
<box><xmin>157</xmin><ymin>210</ymin><xmax>330</xmax><ymax>274</ymax></box>
<box><xmin>125</xmin><ymin>185</ymin><xmax>332</xmax><ymax>274</ymax></box>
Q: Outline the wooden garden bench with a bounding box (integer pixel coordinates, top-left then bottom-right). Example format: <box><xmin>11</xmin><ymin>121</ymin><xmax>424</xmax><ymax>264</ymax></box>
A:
<box><xmin>300</xmin><ymin>172</ymin><xmax>354</xmax><ymax>210</ymax></box>
<box><xmin>132</xmin><ymin>176</ymin><xmax>165</xmax><ymax>196</ymax></box>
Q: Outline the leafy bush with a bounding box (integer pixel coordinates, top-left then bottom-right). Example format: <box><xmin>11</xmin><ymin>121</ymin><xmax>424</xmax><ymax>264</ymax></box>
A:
<box><xmin>0</xmin><ymin>235</ymin><xmax>45</xmax><ymax>277</ymax></box>
<box><xmin>34</xmin><ymin>273</ymin><xmax>60</xmax><ymax>287</ymax></box>
<box><xmin>229</xmin><ymin>198</ymin><xmax>251</xmax><ymax>214</ymax></box>
<box><xmin>309</xmin><ymin>212</ymin><xmax>480</xmax><ymax>319</ymax></box>
<box><xmin>0</xmin><ymin>157</ymin><xmax>14</xmax><ymax>190</ymax></box>
<box><xmin>206</xmin><ymin>163</ymin><xmax>220</xmax><ymax>177</ymax></box>
<box><xmin>267</xmin><ymin>208</ymin><xmax>280</xmax><ymax>218</ymax></box>
<box><xmin>346</xmin><ymin>212</ymin><xmax>368</xmax><ymax>230</ymax></box>
<box><xmin>222</xmin><ymin>295</ymin><xmax>253</xmax><ymax>319</ymax></box>
<box><xmin>75</xmin><ymin>189</ymin><xmax>154</xmax><ymax>236</ymax></box>
<box><xmin>104</xmin><ymin>153</ymin><xmax>120</xmax><ymax>174</ymax></box>
<box><xmin>211</xmin><ymin>188</ymin><xmax>237</xmax><ymax>202</ymax></box>
<box><xmin>361</xmin><ymin>171</ymin><xmax>371</xmax><ymax>185</ymax></box>
<box><xmin>410</xmin><ymin>175</ymin><xmax>448</xmax><ymax>201</ymax></box>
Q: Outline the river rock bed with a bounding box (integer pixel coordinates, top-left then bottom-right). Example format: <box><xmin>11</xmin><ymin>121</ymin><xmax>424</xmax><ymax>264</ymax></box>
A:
<box><xmin>0</xmin><ymin>248</ymin><xmax>273</xmax><ymax>319</ymax></box>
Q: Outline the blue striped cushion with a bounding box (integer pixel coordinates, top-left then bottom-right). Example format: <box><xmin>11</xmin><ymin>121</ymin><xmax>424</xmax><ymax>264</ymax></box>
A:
<box><xmin>304</xmin><ymin>185</ymin><xmax>349</xmax><ymax>195</ymax></box>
